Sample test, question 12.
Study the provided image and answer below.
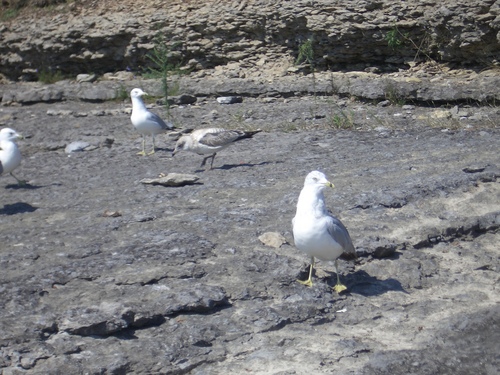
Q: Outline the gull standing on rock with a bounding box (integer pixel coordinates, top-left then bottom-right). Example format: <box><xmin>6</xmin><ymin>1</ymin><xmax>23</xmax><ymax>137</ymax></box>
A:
<box><xmin>292</xmin><ymin>171</ymin><xmax>356</xmax><ymax>293</ymax></box>
<box><xmin>0</xmin><ymin>127</ymin><xmax>25</xmax><ymax>185</ymax></box>
<box><xmin>172</xmin><ymin>128</ymin><xmax>261</xmax><ymax>170</ymax></box>
<box><xmin>130</xmin><ymin>88</ymin><xmax>173</xmax><ymax>156</ymax></box>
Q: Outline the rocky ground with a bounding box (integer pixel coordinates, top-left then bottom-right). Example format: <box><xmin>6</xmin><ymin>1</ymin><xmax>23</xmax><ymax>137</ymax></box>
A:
<box><xmin>0</xmin><ymin>72</ymin><xmax>499</xmax><ymax>374</ymax></box>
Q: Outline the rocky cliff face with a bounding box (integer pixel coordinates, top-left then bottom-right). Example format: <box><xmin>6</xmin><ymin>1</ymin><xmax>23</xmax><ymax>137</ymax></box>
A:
<box><xmin>1</xmin><ymin>0</ymin><xmax>499</xmax><ymax>81</ymax></box>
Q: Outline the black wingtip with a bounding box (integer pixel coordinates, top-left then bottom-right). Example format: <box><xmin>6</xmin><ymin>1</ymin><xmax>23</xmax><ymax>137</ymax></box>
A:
<box><xmin>339</xmin><ymin>251</ymin><xmax>358</xmax><ymax>261</ymax></box>
<box><xmin>242</xmin><ymin>129</ymin><xmax>262</xmax><ymax>138</ymax></box>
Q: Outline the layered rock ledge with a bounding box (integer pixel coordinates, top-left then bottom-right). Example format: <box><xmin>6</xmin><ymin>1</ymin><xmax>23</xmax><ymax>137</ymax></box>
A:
<box><xmin>0</xmin><ymin>0</ymin><xmax>499</xmax><ymax>81</ymax></box>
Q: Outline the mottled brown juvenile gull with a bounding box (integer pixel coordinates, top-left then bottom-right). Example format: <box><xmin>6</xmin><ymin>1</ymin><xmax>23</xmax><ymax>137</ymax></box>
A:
<box><xmin>0</xmin><ymin>127</ymin><xmax>25</xmax><ymax>185</ymax></box>
<box><xmin>130</xmin><ymin>88</ymin><xmax>173</xmax><ymax>156</ymax></box>
<box><xmin>292</xmin><ymin>171</ymin><xmax>356</xmax><ymax>293</ymax></box>
<box><xmin>172</xmin><ymin>128</ymin><xmax>261</xmax><ymax>170</ymax></box>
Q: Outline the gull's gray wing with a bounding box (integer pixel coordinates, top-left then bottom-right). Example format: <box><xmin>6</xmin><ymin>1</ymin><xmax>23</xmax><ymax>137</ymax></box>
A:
<box><xmin>199</xmin><ymin>130</ymin><xmax>242</xmax><ymax>147</ymax></box>
<box><xmin>0</xmin><ymin>160</ymin><xmax>3</xmax><ymax>174</ymax></box>
<box><xmin>326</xmin><ymin>214</ymin><xmax>356</xmax><ymax>258</ymax></box>
<box><xmin>146</xmin><ymin>111</ymin><xmax>173</xmax><ymax>130</ymax></box>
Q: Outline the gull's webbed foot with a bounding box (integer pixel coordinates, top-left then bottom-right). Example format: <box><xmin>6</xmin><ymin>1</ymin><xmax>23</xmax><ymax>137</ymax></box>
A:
<box><xmin>297</xmin><ymin>279</ymin><xmax>313</xmax><ymax>287</ymax></box>
<box><xmin>333</xmin><ymin>283</ymin><xmax>348</xmax><ymax>293</ymax></box>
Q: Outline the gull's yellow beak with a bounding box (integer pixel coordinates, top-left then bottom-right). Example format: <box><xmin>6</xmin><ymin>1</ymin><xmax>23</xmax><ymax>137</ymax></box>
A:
<box><xmin>325</xmin><ymin>181</ymin><xmax>335</xmax><ymax>188</ymax></box>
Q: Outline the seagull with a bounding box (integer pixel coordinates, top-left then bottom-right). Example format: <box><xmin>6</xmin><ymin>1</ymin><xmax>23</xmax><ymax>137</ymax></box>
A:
<box><xmin>0</xmin><ymin>127</ymin><xmax>25</xmax><ymax>185</ymax></box>
<box><xmin>130</xmin><ymin>88</ymin><xmax>173</xmax><ymax>156</ymax></box>
<box><xmin>292</xmin><ymin>171</ymin><xmax>356</xmax><ymax>293</ymax></box>
<box><xmin>172</xmin><ymin>128</ymin><xmax>261</xmax><ymax>170</ymax></box>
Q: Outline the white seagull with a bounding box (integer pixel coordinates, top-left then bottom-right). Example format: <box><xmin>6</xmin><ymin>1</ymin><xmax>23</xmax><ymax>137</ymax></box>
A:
<box><xmin>292</xmin><ymin>171</ymin><xmax>356</xmax><ymax>293</ymax></box>
<box><xmin>172</xmin><ymin>128</ymin><xmax>261</xmax><ymax>170</ymax></box>
<box><xmin>0</xmin><ymin>127</ymin><xmax>25</xmax><ymax>185</ymax></box>
<box><xmin>130</xmin><ymin>88</ymin><xmax>173</xmax><ymax>156</ymax></box>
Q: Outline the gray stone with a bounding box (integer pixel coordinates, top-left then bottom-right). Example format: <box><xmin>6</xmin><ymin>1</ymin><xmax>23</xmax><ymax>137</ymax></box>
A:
<box><xmin>102</xmin><ymin>71</ymin><xmax>134</xmax><ymax>81</ymax></box>
<box><xmin>78</xmin><ymin>86</ymin><xmax>117</xmax><ymax>102</ymax></box>
<box><xmin>217</xmin><ymin>96</ymin><xmax>243</xmax><ymax>104</ymax></box>
<box><xmin>14</xmin><ymin>89</ymin><xmax>63</xmax><ymax>104</ymax></box>
<box><xmin>258</xmin><ymin>232</ymin><xmax>288</xmax><ymax>248</ymax></box>
<box><xmin>76</xmin><ymin>74</ymin><xmax>97</xmax><ymax>83</ymax></box>
<box><xmin>140</xmin><ymin>173</ymin><xmax>201</xmax><ymax>187</ymax></box>
<box><xmin>167</xmin><ymin>94</ymin><xmax>197</xmax><ymax>105</ymax></box>
<box><xmin>64</xmin><ymin>141</ymin><xmax>91</xmax><ymax>153</ymax></box>
<box><xmin>47</xmin><ymin>109</ymin><xmax>73</xmax><ymax>116</ymax></box>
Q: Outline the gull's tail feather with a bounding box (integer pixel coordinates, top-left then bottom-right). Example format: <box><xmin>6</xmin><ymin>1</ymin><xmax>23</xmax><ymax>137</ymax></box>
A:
<box><xmin>339</xmin><ymin>250</ymin><xmax>358</xmax><ymax>261</ymax></box>
<box><xmin>235</xmin><ymin>129</ymin><xmax>262</xmax><ymax>141</ymax></box>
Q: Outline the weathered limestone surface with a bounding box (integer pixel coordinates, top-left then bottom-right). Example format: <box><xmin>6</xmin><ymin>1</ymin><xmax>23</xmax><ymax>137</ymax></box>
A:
<box><xmin>0</xmin><ymin>78</ymin><xmax>499</xmax><ymax>373</ymax></box>
<box><xmin>0</xmin><ymin>1</ymin><xmax>499</xmax><ymax>374</ymax></box>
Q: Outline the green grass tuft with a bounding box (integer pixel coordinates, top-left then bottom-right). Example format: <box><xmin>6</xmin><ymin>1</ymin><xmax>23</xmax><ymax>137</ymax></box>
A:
<box><xmin>38</xmin><ymin>69</ymin><xmax>65</xmax><ymax>84</ymax></box>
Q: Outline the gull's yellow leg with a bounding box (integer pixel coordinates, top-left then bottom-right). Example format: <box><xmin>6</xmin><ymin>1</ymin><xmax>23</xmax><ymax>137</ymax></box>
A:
<box><xmin>333</xmin><ymin>259</ymin><xmax>348</xmax><ymax>293</ymax></box>
<box><xmin>11</xmin><ymin>172</ymin><xmax>26</xmax><ymax>186</ymax></box>
<box><xmin>297</xmin><ymin>256</ymin><xmax>315</xmax><ymax>287</ymax></box>
<box><xmin>137</xmin><ymin>136</ymin><xmax>147</xmax><ymax>156</ymax></box>
<box><xmin>148</xmin><ymin>135</ymin><xmax>156</xmax><ymax>155</ymax></box>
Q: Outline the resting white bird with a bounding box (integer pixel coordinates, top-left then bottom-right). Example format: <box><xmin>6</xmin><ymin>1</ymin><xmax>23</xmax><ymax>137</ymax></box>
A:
<box><xmin>130</xmin><ymin>88</ymin><xmax>173</xmax><ymax>156</ymax></box>
<box><xmin>0</xmin><ymin>127</ymin><xmax>25</xmax><ymax>185</ymax></box>
<box><xmin>292</xmin><ymin>171</ymin><xmax>356</xmax><ymax>293</ymax></box>
<box><xmin>172</xmin><ymin>128</ymin><xmax>261</xmax><ymax>170</ymax></box>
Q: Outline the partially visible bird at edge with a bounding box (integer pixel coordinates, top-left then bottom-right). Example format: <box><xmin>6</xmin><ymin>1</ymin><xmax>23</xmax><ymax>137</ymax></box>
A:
<box><xmin>0</xmin><ymin>127</ymin><xmax>25</xmax><ymax>186</ymax></box>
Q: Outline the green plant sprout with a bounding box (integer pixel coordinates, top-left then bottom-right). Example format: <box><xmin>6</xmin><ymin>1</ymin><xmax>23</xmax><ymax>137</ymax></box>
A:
<box><xmin>145</xmin><ymin>34</ymin><xmax>183</xmax><ymax>117</ymax></box>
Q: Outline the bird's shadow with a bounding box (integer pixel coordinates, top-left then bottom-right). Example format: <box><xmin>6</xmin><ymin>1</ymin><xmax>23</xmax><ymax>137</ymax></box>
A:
<box><xmin>325</xmin><ymin>269</ymin><xmax>407</xmax><ymax>296</ymax></box>
<box><xmin>5</xmin><ymin>182</ymin><xmax>42</xmax><ymax>190</ymax></box>
<box><xmin>216</xmin><ymin>161</ymin><xmax>279</xmax><ymax>171</ymax></box>
<box><xmin>0</xmin><ymin>202</ymin><xmax>38</xmax><ymax>215</ymax></box>
<box><xmin>155</xmin><ymin>147</ymin><xmax>174</xmax><ymax>154</ymax></box>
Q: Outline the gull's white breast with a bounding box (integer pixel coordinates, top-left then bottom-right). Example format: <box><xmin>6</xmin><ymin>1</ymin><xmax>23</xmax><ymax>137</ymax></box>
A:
<box><xmin>131</xmin><ymin>111</ymin><xmax>162</xmax><ymax>135</ymax></box>
<box><xmin>293</xmin><ymin>214</ymin><xmax>343</xmax><ymax>261</ymax></box>
<box><xmin>0</xmin><ymin>141</ymin><xmax>21</xmax><ymax>173</ymax></box>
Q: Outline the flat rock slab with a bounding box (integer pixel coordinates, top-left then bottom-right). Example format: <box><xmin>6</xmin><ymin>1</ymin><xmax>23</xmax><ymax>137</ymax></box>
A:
<box><xmin>141</xmin><ymin>173</ymin><xmax>201</xmax><ymax>186</ymax></box>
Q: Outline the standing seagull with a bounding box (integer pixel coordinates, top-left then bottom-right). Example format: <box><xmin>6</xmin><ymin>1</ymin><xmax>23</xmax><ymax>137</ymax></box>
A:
<box><xmin>130</xmin><ymin>88</ymin><xmax>173</xmax><ymax>156</ymax></box>
<box><xmin>172</xmin><ymin>128</ymin><xmax>261</xmax><ymax>170</ymax></box>
<box><xmin>0</xmin><ymin>127</ymin><xmax>25</xmax><ymax>185</ymax></box>
<box><xmin>292</xmin><ymin>171</ymin><xmax>356</xmax><ymax>293</ymax></box>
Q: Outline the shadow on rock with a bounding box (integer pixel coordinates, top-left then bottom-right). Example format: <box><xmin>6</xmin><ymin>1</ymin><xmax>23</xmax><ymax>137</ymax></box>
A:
<box><xmin>217</xmin><ymin>161</ymin><xmax>276</xmax><ymax>170</ymax></box>
<box><xmin>154</xmin><ymin>147</ymin><xmax>174</xmax><ymax>154</ymax></box>
<box><xmin>0</xmin><ymin>202</ymin><xmax>38</xmax><ymax>215</ymax></box>
<box><xmin>345</xmin><ymin>270</ymin><xmax>408</xmax><ymax>296</ymax></box>
<box><xmin>5</xmin><ymin>182</ymin><xmax>42</xmax><ymax>190</ymax></box>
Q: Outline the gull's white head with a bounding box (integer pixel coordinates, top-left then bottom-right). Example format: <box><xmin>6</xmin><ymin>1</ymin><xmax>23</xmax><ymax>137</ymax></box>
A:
<box><xmin>0</xmin><ymin>128</ymin><xmax>22</xmax><ymax>142</ymax></box>
<box><xmin>130</xmin><ymin>88</ymin><xmax>148</xmax><ymax>99</ymax></box>
<box><xmin>304</xmin><ymin>170</ymin><xmax>335</xmax><ymax>189</ymax></box>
